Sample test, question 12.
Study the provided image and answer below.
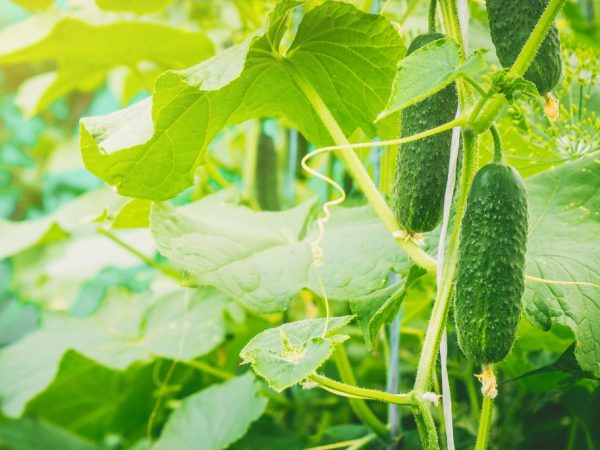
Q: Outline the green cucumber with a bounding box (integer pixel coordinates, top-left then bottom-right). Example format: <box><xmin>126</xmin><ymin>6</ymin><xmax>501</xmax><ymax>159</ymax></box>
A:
<box><xmin>255</xmin><ymin>120</ymin><xmax>280</xmax><ymax>211</ymax></box>
<box><xmin>393</xmin><ymin>33</ymin><xmax>459</xmax><ymax>234</ymax></box>
<box><xmin>454</xmin><ymin>162</ymin><xmax>528</xmax><ymax>365</ymax></box>
<box><xmin>486</xmin><ymin>0</ymin><xmax>562</xmax><ymax>95</ymax></box>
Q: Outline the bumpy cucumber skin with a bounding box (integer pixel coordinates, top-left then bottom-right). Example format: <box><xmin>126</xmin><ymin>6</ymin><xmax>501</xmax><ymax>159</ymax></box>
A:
<box><xmin>255</xmin><ymin>127</ymin><xmax>280</xmax><ymax>211</ymax></box>
<box><xmin>486</xmin><ymin>0</ymin><xmax>562</xmax><ymax>95</ymax></box>
<box><xmin>393</xmin><ymin>33</ymin><xmax>459</xmax><ymax>234</ymax></box>
<box><xmin>454</xmin><ymin>163</ymin><xmax>528</xmax><ymax>365</ymax></box>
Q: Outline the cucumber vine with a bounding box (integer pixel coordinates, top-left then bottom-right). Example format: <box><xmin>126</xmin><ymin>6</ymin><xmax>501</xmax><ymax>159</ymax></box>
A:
<box><xmin>298</xmin><ymin>0</ymin><xmax>569</xmax><ymax>449</ymax></box>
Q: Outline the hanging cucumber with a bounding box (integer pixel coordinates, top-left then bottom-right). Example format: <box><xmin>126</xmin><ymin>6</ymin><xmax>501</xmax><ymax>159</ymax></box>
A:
<box><xmin>454</xmin><ymin>161</ymin><xmax>528</xmax><ymax>365</ymax></box>
<box><xmin>486</xmin><ymin>0</ymin><xmax>562</xmax><ymax>95</ymax></box>
<box><xmin>393</xmin><ymin>33</ymin><xmax>460</xmax><ymax>234</ymax></box>
<box><xmin>255</xmin><ymin>120</ymin><xmax>280</xmax><ymax>211</ymax></box>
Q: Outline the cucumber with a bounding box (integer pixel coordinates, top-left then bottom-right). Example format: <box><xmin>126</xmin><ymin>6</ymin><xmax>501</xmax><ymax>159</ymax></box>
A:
<box><xmin>454</xmin><ymin>162</ymin><xmax>528</xmax><ymax>365</ymax></box>
<box><xmin>255</xmin><ymin>120</ymin><xmax>280</xmax><ymax>211</ymax></box>
<box><xmin>486</xmin><ymin>0</ymin><xmax>562</xmax><ymax>95</ymax></box>
<box><xmin>393</xmin><ymin>33</ymin><xmax>459</xmax><ymax>234</ymax></box>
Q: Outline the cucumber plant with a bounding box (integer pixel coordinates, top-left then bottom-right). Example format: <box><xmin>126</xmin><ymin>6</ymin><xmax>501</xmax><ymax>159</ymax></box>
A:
<box><xmin>0</xmin><ymin>1</ymin><xmax>598</xmax><ymax>450</ymax></box>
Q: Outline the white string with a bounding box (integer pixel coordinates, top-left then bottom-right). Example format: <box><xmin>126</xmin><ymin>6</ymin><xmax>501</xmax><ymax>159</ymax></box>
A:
<box><xmin>439</xmin><ymin>2</ymin><xmax>469</xmax><ymax>449</ymax></box>
<box><xmin>437</xmin><ymin>108</ymin><xmax>461</xmax><ymax>450</ymax></box>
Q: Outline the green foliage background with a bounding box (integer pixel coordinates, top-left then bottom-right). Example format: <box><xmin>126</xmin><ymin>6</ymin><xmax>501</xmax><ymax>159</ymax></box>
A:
<box><xmin>0</xmin><ymin>1</ymin><xmax>599</xmax><ymax>449</ymax></box>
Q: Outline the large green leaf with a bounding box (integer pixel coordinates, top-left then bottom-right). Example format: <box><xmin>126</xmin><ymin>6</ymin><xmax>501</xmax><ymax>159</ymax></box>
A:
<box><xmin>80</xmin><ymin>1</ymin><xmax>405</xmax><ymax>200</ymax></box>
<box><xmin>524</xmin><ymin>154</ymin><xmax>600</xmax><ymax>377</ymax></box>
<box><xmin>153</xmin><ymin>373</ymin><xmax>267</xmax><ymax>450</ymax></box>
<box><xmin>0</xmin><ymin>10</ymin><xmax>214</xmax><ymax>115</ymax></box>
<box><xmin>0</xmin><ymin>287</ymin><xmax>228</xmax><ymax>416</ymax></box>
<box><xmin>150</xmin><ymin>191</ymin><xmax>411</xmax><ymax>313</ymax></box>
<box><xmin>377</xmin><ymin>39</ymin><xmax>487</xmax><ymax>119</ymax></box>
<box><xmin>0</xmin><ymin>417</ymin><xmax>96</xmax><ymax>450</ymax></box>
<box><xmin>240</xmin><ymin>316</ymin><xmax>353</xmax><ymax>391</ymax></box>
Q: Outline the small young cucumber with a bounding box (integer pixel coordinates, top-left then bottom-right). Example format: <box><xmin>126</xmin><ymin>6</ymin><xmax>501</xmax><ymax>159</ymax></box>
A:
<box><xmin>486</xmin><ymin>0</ymin><xmax>562</xmax><ymax>95</ymax></box>
<box><xmin>255</xmin><ymin>121</ymin><xmax>280</xmax><ymax>211</ymax></box>
<box><xmin>393</xmin><ymin>33</ymin><xmax>459</xmax><ymax>234</ymax></box>
<box><xmin>454</xmin><ymin>162</ymin><xmax>528</xmax><ymax>365</ymax></box>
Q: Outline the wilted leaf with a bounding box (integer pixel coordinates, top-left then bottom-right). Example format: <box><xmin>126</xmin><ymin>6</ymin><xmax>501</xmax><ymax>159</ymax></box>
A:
<box><xmin>240</xmin><ymin>316</ymin><xmax>353</xmax><ymax>391</ymax></box>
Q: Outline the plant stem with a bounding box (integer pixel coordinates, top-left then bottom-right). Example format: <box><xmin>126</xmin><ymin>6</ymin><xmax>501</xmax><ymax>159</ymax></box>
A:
<box><xmin>310</xmin><ymin>373</ymin><xmax>415</xmax><ymax>407</ymax></box>
<box><xmin>429</xmin><ymin>0</ymin><xmax>438</xmax><ymax>33</ymax></box>
<box><xmin>470</xmin><ymin>0</ymin><xmax>568</xmax><ymax>132</ymax></box>
<box><xmin>490</xmin><ymin>124</ymin><xmax>502</xmax><ymax>162</ymax></box>
<box><xmin>413</xmin><ymin>130</ymin><xmax>478</xmax><ymax>393</ymax></box>
<box><xmin>186</xmin><ymin>359</ymin><xmax>234</xmax><ymax>380</ymax></box>
<box><xmin>331</xmin><ymin>347</ymin><xmax>391</xmax><ymax>439</ymax></box>
<box><xmin>475</xmin><ymin>396</ymin><xmax>494</xmax><ymax>450</ymax></box>
<box><xmin>97</xmin><ymin>228</ymin><xmax>181</xmax><ymax>281</ymax></box>
<box><xmin>566</xmin><ymin>417</ymin><xmax>578</xmax><ymax>450</ymax></box>
<box><xmin>285</xmin><ymin>62</ymin><xmax>437</xmax><ymax>274</ymax></box>
<box><xmin>439</xmin><ymin>0</ymin><xmax>468</xmax><ymax>107</ymax></box>
<box><xmin>412</xmin><ymin>398</ymin><xmax>441</xmax><ymax>450</ymax></box>
<box><xmin>464</xmin><ymin>363</ymin><xmax>481</xmax><ymax>423</ymax></box>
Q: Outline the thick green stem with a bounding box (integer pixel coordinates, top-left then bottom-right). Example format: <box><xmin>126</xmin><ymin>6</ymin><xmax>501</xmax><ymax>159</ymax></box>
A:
<box><xmin>332</xmin><ymin>348</ymin><xmax>391</xmax><ymax>439</ymax></box>
<box><xmin>412</xmin><ymin>398</ymin><xmax>440</xmax><ymax>450</ymax></box>
<box><xmin>413</xmin><ymin>130</ymin><xmax>478</xmax><ymax>393</ymax></box>
<box><xmin>470</xmin><ymin>0</ymin><xmax>568</xmax><ymax>132</ymax></box>
<box><xmin>285</xmin><ymin>62</ymin><xmax>437</xmax><ymax>274</ymax></box>
<box><xmin>439</xmin><ymin>0</ymin><xmax>468</xmax><ymax>107</ymax></box>
<box><xmin>310</xmin><ymin>372</ymin><xmax>415</xmax><ymax>407</ymax></box>
<box><xmin>475</xmin><ymin>396</ymin><xmax>494</xmax><ymax>450</ymax></box>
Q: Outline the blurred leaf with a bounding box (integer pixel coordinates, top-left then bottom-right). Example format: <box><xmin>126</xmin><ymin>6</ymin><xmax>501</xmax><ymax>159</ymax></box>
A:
<box><xmin>95</xmin><ymin>0</ymin><xmax>172</xmax><ymax>14</ymax></box>
<box><xmin>0</xmin><ymin>417</ymin><xmax>96</xmax><ymax>450</ymax></box>
<box><xmin>69</xmin><ymin>265</ymin><xmax>151</xmax><ymax>316</ymax></box>
<box><xmin>153</xmin><ymin>373</ymin><xmax>267</xmax><ymax>450</ymax></box>
<box><xmin>92</xmin><ymin>196</ymin><xmax>152</xmax><ymax>229</ymax></box>
<box><xmin>0</xmin><ymin>189</ymin><xmax>115</xmax><ymax>260</ymax></box>
<box><xmin>25</xmin><ymin>351</ymin><xmax>154</xmax><ymax>441</ymax></box>
<box><xmin>377</xmin><ymin>39</ymin><xmax>487</xmax><ymax>119</ymax></box>
<box><xmin>80</xmin><ymin>1</ymin><xmax>404</xmax><ymax>200</ymax></box>
<box><xmin>0</xmin><ymin>288</ymin><xmax>228</xmax><ymax>416</ymax></box>
<box><xmin>350</xmin><ymin>265</ymin><xmax>427</xmax><ymax>349</ymax></box>
<box><xmin>9</xmin><ymin>229</ymin><xmax>155</xmax><ymax>311</ymax></box>
<box><xmin>0</xmin><ymin>11</ymin><xmax>214</xmax><ymax>116</ymax></box>
<box><xmin>524</xmin><ymin>153</ymin><xmax>600</xmax><ymax>377</ymax></box>
<box><xmin>508</xmin><ymin>344</ymin><xmax>599</xmax><ymax>385</ymax></box>
<box><xmin>240</xmin><ymin>317</ymin><xmax>352</xmax><ymax>391</ymax></box>
<box><xmin>0</xmin><ymin>298</ymin><xmax>39</xmax><ymax>346</ymax></box>
<box><xmin>151</xmin><ymin>192</ymin><xmax>410</xmax><ymax>313</ymax></box>
<box><xmin>7</xmin><ymin>0</ymin><xmax>53</xmax><ymax>10</ymax></box>
<box><xmin>563</xmin><ymin>1</ymin><xmax>600</xmax><ymax>48</ymax></box>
